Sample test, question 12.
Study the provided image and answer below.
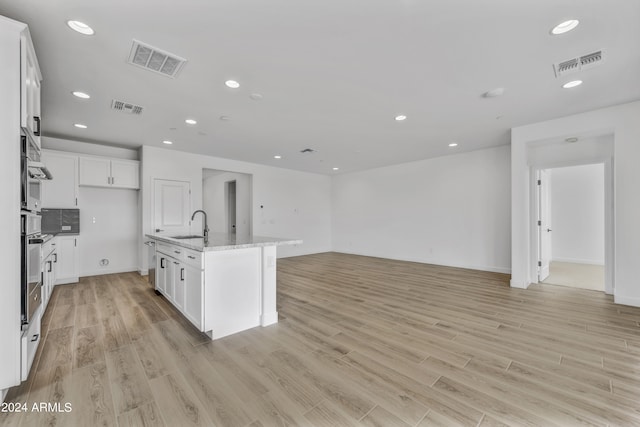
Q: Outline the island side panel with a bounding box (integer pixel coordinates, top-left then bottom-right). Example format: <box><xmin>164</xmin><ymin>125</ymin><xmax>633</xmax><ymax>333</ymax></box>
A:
<box><xmin>261</xmin><ymin>245</ymin><xmax>278</xmax><ymax>326</ymax></box>
<box><xmin>203</xmin><ymin>247</ymin><xmax>262</xmax><ymax>339</ymax></box>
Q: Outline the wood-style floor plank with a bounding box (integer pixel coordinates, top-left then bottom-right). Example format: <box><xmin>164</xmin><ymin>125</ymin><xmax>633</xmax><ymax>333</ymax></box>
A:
<box><xmin>3</xmin><ymin>252</ymin><xmax>640</xmax><ymax>427</ymax></box>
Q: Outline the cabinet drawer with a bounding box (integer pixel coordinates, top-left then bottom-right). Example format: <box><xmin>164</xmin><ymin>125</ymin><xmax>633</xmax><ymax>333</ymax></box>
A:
<box><xmin>183</xmin><ymin>248</ymin><xmax>203</xmax><ymax>269</ymax></box>
<box><xmin>157</xmin><ymin>242</ymin><xmax>185</xmax><ymax>261</ymax></box>
<box><xmin>21</xmin><ymin>308</ymin><xmax>41</xmax><ymax>381</ymax></box>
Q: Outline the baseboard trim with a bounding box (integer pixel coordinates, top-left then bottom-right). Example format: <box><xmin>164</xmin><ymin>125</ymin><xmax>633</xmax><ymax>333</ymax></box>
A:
<box><xmin>510</xmin><ymin>279</ymin><xmax>531</xmax><ymax>289</ymax></box>
<box><xmin>261</xmin><ymin>311</ymin><xmax>279</xmax><ymax>327</ymax></box>
<box><xmin>80</xmin><ymin>267</ymin><xmax>138</xmax><ymax>278</ymax></box>
<box><xmin>331</xmin><ymin>250</ymin><xmax>511</xmax><ymax>275</ymax></box>
<box><xmin>138</xmin><ymin>268</ymin><xmax>148</xmax><ymax>276</ymax></box>
<box><xmin>552</xmin><ymin>258</ymin><xmax>605</xmax><ymax>266</ymax></box>
<box><xmin>614</xmin><ymin>294</ymin><xmax>640</xmax><ymax>308</ymax></box>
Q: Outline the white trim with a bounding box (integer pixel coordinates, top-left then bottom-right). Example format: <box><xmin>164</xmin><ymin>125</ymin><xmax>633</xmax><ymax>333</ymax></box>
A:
<box><xmin>333</xmin><ymin>250</ymin><xmax>511</xmax><ymax>274</ymax></box>
<box><xmin>551</xmin><ymin>258</ymin><xmax>605</xmax><ymax>266</ymax></box>
<box><xmin>79</xmin><ymin>267</ymin><xmax>138</xmax><ymax>278</ymax></box>
<box><xmin>138</xmin><ymin>268</ymin><xmax>148</xmax><ymax>276</ymax></box>
<box><xmin>260</xmin><ymin>311</ymin><xmax>279</xmax><ymax>326</ymax></box>
<box><xmin>614</xmin><ymin>294</ymin><xmax>640</xmax><ymax>308</ymax></box>
<box><xmin>510</xmin><ymin>279</ymin><xmax>531</xmax><ymax>289</ymax></box>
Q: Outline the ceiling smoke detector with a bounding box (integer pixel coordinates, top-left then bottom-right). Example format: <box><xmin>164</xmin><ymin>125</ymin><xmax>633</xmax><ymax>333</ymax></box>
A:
<box><xmin>111</xmin><ymin>99</ymin><xmax>144</xmax><ymax>115</ymax></box>
<box><xmin>127</xmin><ymin>40</ymin><xmax>187</xmax><ymax>78</ymax></box>
<box><xmin>553</xmin><ymin>50</ymin><xmax>604</xmax><ymax>77</ymax></box>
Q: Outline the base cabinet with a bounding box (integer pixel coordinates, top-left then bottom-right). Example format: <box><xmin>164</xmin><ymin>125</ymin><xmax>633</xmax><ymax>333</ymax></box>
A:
<box><xmin>56</xmin><ymin>236</ymin><xmax>79</xmax><ymax>284</ymax></box>
<box><xmin>155</xmin><ymin>245</ymin><xmax>203</xmax><ymax>330</ymax></box>
<box><xmin>184</xmin><ymin>265</ymin><xmax>203</xmax><ymax>329</ymax></box>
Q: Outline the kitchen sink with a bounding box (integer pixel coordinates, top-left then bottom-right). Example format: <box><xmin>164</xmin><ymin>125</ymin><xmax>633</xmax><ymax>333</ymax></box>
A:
<box><xmin>170</xmin><ymin>235</ymin><xmax>205</xmax><ymax>239</ymax></box>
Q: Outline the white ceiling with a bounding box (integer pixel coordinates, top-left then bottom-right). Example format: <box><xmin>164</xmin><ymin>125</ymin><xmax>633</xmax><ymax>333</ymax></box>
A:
<box><xmin>1</xmin><ymin>0</ymin><xmax>639</xmax><ymax>174</ymax></box>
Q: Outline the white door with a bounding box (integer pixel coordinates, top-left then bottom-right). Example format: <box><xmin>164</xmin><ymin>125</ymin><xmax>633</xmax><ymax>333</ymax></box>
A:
<box><xmin>538</xmin><ymin>170</ymin><xmax>552</xmax><ymax>281</ymax></box>
<box><xmin>152</xmin><ymin>179</ymin><xmax>191</xmax><ymax>235</ymax></box>
<box><xmin>56</xmin><ymin>236</ymin><xmax>79</xmax><ymax>284</ymax></box>
<box><xmin>184</xmin><ymin>265</ymin><xmax>202</xmax><ymax>329</ymax></box>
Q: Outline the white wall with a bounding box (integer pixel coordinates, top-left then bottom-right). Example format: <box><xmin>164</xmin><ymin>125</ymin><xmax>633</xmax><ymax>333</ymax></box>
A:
<box><xmin>78</xmin><ymin>187</ymin><xmax>139</xmax><ymax>276</ymax></box>
<box><xmin>550</xmin><ymin>164</ymin><xmax>604</xmax><ymax>265</ymax></box>
<box><xmin>512</xmin><ymin>100</ymin><xmax>640</xmax><ymax>307</ymax></box>
<box><xmin>140</xmin><ymin>146</ymin><xmax>332</xmax><ymax>272</ymax></box>
<box><xmin>332</xmin><ymin>145</ymin><xmax>511</xmax><ymax>273</ymax></box>
<box><xmin>203</xmin><ymin>171</ymin><xmax>252</xmax><ymax>235</ymax></box>
<box><xmin>42</xmin><ymin>136</ymin><xmax>139</xmax><ymax>160</ymax></box>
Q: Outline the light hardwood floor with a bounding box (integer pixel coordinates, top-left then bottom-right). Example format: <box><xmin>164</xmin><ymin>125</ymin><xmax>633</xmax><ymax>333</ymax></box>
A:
<box><xmin>2</xmin><ymin>252</ymin><xmax>640</xmax><ymax>426</ymax></box>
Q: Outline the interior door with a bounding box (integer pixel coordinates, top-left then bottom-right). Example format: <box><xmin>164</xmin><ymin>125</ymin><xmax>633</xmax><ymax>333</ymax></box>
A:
<box><xmin>538</xmin><ymin>170</ymin><xmax>552</xmax><ymax>281</ymax></box>
<box><xmin>153</xmin><ymin>179</ymin><xmax>191</xmax><ymax>235</ymax></box>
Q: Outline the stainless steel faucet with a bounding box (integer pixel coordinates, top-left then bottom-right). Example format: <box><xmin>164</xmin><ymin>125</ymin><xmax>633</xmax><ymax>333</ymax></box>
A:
<box><xmin>191</xmin><ymin>210</ymin><xmax>209</xmax><ymax>242</ymax></box>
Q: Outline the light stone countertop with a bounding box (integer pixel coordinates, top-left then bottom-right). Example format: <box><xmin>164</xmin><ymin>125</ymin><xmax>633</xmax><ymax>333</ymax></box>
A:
<box><xmin>146</xmin><ymin>232</ymin><xmax>302</xmax><ymax>252</ymax></box>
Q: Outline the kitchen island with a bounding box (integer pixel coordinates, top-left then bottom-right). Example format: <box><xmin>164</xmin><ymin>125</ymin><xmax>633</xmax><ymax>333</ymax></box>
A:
<box><xmin>145</xmin><ymin>232</ymin><xmax>302</xmax><ymax>339</ymax></box>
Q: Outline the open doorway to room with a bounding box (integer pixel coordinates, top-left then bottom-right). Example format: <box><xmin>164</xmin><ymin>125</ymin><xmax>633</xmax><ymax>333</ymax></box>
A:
<box><xmin>202</xmin><ymin>169</ymin><xmax>252</xmax><ymax>236</ymax></box>
<box><xmin>536</xmin><ymin>163</ymin><xmax>605</xmax><ymax>292</ymax></box>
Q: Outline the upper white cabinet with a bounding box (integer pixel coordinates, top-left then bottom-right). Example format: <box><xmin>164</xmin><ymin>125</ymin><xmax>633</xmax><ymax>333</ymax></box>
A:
<box><xmin>20</xmin><ymin>30</ymin><xmax>41</xmax><ymax>149</ymax></box>
<box><xmin>79</xmin><ymin>156</ymin><xmax>139</xmax><ymax>189</ymax></box>
<box><xmin>41</xmin><ymin>150</ymin><xmax>79</xmax><ymax>208</ymax></box>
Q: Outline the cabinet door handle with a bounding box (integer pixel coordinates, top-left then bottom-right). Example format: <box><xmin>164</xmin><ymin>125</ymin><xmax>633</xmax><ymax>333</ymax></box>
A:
<box><xmin>47</xmin><ymin>261</ymin><xmax>52</xmax><ymax>272</ymax></box>
<box><xmin>112</xmin><ymin>177</ymin><xmax>115</xmax><ymax>185</ymax></box>
<box><xmin>174</xmin><ymin>250</ymin><xmax>181</xmax><ymax>254</ymax></box>
<box><xmin>188</xmin><ymin>255</ymin><xmax>196</xmax><ymax>260</ymax></box>
<box><xmin>160</xmin><ymin>258</ymin><xmax>165</xmax><ymax>268</ymax></box>
<box><xmin>31</xmin><ymin>334</ymin><xmax>39</xmax><ymax>342</ymax></box>
<box><xmin>34</xmin><ymin>116</ymin><xmax>41</xmax><ymax>136</ymax></box>
<box><xmin>53</xmin><ymin>253</ymin><xmax>57</xmax><ymax>263</ymax></box>
<box><xmin>181</xmin><ymin>268</ymin><xmax>184</xmax><ymax>281</ymax></box>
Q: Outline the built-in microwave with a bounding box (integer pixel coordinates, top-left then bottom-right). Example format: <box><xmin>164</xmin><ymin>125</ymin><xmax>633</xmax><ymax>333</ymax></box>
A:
<box><xmin>21</xmin><ymin>135</ymin><xmax>51</xmax><ymax>212</ymax></box>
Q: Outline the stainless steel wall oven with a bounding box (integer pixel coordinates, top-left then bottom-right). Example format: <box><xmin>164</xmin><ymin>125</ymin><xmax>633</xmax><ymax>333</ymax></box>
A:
<box><xmin>21</xmin><ymin>212</ymin><xmax>42</xmax><ymax>325</ymax></box>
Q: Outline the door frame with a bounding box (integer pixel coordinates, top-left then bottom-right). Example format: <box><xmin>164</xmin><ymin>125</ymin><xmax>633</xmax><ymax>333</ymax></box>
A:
<box><xmin>530</xmin><ymin>158</ymin><xmax>614</xmax><ymax>294</ymax></box>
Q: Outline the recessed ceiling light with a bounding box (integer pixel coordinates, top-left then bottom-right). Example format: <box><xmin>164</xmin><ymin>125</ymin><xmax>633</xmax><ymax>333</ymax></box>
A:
<box><xmin>551</xmin><ymin>19</ymin><xmax>580</xmax><ymax>35</ymax></box>
<box><xmin>395</xmin><ymin>115</ymin><xmax>407</xmax><ymax>121</ymax></box>
<box><xmin>67</xmin><ymin>20</ymin><xmax>94</xmax><ymax>36</ymax></box>
<box><xmin>220</xmin><ymin>116</ymin><xmax>232</xmax><ymax>121</ymax></box>
<box><xmin>332</xmin><ymin>167</ymin><xmax>339</xmax><ymax>171</ymax></box>
<box><xmin>565</xmin><ymin>137</ymin><xmax>579</xmax><ymax>143</ymax></box>
<box><xmin>185</xmin><ymin>119</ymin><xmax>197</xmax><ymax>125</ymax></box>
<box><xmin>562</xmin><ymin>80</ymin><xmax>583</xmax><ymax>89</ymax></box>
<box><xmin>73</xmin><ymin>123</ymin><xmax>87</xmax><ymax>129</ymax></box>
<box><xmin>448</xmin><ymin>142</ymin><xmax>458</xmax><ymax>147</ymax></box>
<box><xmin>162</xmin><ymin>140</ymin><xmax>173</xmax><ymax>145</ymax></box>
<box><xmin>274</xmin><ymin>155</ymin><xmax>282</xmax><ymax>159</ymax></box>
<box><xmin>225</xmin><ymin>80</ymin><xmax>240</xmax><ymax>89</ymax></box>
<box><xmin>72</xmin><ymin>91</ymin><xmax>90</xmax><ymax>99</ymax></box>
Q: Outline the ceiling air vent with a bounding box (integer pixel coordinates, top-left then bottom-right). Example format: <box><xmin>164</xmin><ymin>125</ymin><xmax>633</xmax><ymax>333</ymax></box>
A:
<box><xmin>111</xmin><ymin>99</ymin><xmax>144</xmax><ymax>115</ymax></box>
<box><xmin>127</xmin><ymin>39</ymin><xmax>187</xmax><ymax>78</ymax></box>
<box><xmin>553</xmin><ymin>50</ymin><xmax>604</xmax><ymax>77</ymax></box>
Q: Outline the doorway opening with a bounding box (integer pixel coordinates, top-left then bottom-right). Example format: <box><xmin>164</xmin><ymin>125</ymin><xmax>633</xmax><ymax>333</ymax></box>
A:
<box><xmin>226</xmin><ymin>180</ymin><xmax>237</xmax><ymax>234</ymax></box>
<box><xmin>536</xmin><ymin>163</ymin><xmax>606</xmax><ymax>292</ymax></box>
<box><xmin>202</xmin><ymin>169</ymin><xmax>252</xmax><ymax>236</ymax></box>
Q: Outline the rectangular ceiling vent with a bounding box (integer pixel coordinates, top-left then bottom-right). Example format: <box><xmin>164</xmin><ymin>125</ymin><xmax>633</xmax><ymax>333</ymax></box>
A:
<box><xmin>127</xmin><ymin>39</ymin><xmax>187</xmax><ymax>78</ymax></box>
<box><xmin>554</xmin><ymin>50</ymin><xmax>604</xmax><ymax>77</ymax></box>
<box><xmin>111</xmin><ymin>99</ymin><xmax>144</xmax><ymax>115</ymax></box>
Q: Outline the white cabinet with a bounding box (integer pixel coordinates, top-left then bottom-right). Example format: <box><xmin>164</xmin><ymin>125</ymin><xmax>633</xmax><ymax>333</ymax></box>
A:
<box><xmin>79</xmin><ymin>156</ymin><xmax>139</xmax><ymax>189</ymax></box>
<box><xmin>41</xmin><ymin>151</ymin><xmax>79</xmax><ymax>208</ymax></box>
<box><xmin>20</xmin><ymin>31</ymin><xmax>41</xmax><ymax>149</ymax></box>
<box><xmin>154</xmin><ymin>242</ymin><xmax>203</xmax><ymax>330</ymax></box>
<box><xmin>41</xmin><ymin>239</ymin><xmax>56</xmax><ymax>310</ymax></box>
<box><xmin>56</xmin><ymin>235</ymin><xmax>79</xmax><ymax>285</ymax></box>
<box><xmin>184</xmin><ymin>265</ymin><xmax>203</xmax><ymax>329</ymax></box>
